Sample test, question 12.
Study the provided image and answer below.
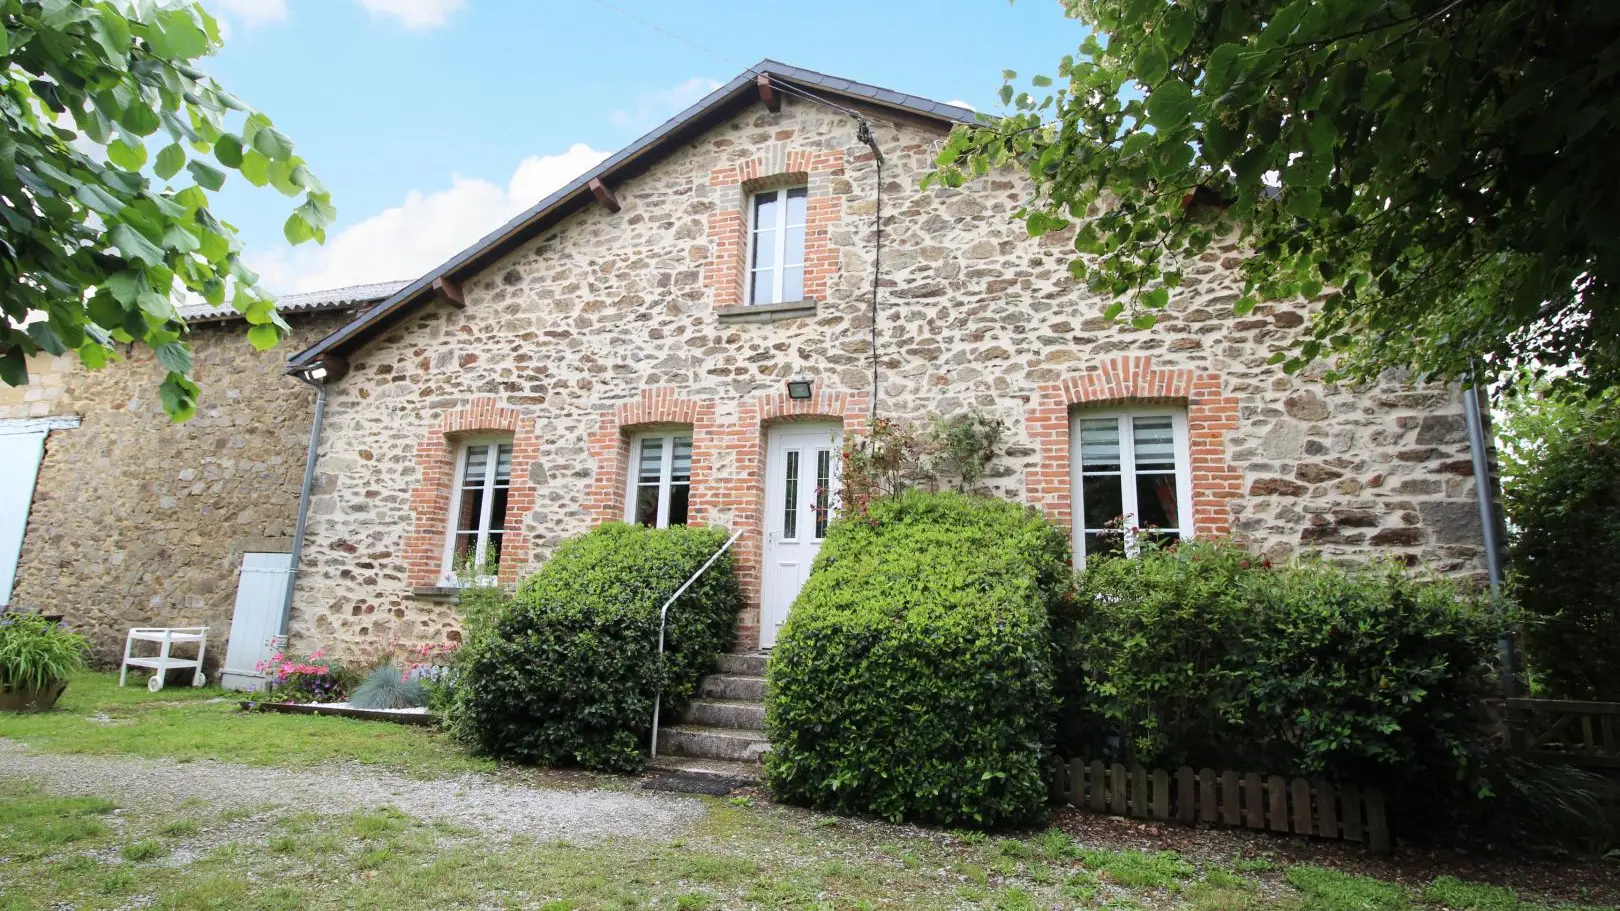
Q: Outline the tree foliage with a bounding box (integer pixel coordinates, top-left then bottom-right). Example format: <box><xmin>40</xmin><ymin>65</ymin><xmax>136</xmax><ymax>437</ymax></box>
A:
<box><xmin>934</xmin><ymin>0</ymin><xmax>1619</xmax><ymax>386</ymax></box>
<box><xmin>0</xmin><ymin>0</ymin><xmax>330</xmax><ymax>418</ymax></box>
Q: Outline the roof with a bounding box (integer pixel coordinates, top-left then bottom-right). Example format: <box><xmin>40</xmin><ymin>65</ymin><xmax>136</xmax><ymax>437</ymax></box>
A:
<box><xmin>287</xmin><ymin>60</ymin><xmax>976</xmax><ymax>373</ymax></box>
<box><xmin>181</xmin><ymin>280</ymin><xmax>412</xmax><ymax>324</ymax></box>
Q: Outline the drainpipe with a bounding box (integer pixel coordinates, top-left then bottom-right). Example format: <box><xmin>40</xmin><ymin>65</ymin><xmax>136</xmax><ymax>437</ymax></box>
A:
<box><xmin>1461</xmin><ymin>373</ymin><xmax>1512</xmax><ymax>697</ymax></box>
<box><xmin>279</xmin><ymin>367</ymin><xmax>328</xmax><ymax>638</ymax></box>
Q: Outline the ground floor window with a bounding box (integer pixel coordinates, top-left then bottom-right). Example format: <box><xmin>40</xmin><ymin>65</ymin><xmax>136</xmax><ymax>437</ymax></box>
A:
<box><xmin>444</xmin><ymin>438</ymin><xmax>513</xmax><ymax>582</ymax></box>
<box><xmin>626</xmin><ymin>431</ymin><xmax>692</xmax><ymax>528</ymax></box>
<box><xmin>1071</xmin><ymin>409</ymin><xmax>1193</xmax><ymax>563</ymax></box>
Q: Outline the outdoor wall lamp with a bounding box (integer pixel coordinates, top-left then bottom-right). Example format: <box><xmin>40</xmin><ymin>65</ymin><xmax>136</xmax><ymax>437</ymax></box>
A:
<box><xmin>785</xmin><ymin>378</ymin><xmax>813</xmax><ymax>400</ymax></box>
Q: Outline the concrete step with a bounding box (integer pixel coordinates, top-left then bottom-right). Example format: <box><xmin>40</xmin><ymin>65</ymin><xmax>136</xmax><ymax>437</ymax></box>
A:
<box><xmin>645</xmin><ymin>755</ymin><xmax>763</xmax><ymax>785</ymax></box>
<box><xmin>682</xmin><ymin>698</ymin><xmax>764</xmax><ymax>731</ymax></box>
<box><xmin>714</xmin><ymin>653</ymin><xmax>768</xmax><ymax>676</ymax></box>
<box><xmin>658</xmin><ymin>725</ymin><xmax>770</xmax><ymax>763</ymax></box>
<box><xmin>698</xmin><ymin>674</ymin><xmax>765</xmax><ymax>702</ymax></box>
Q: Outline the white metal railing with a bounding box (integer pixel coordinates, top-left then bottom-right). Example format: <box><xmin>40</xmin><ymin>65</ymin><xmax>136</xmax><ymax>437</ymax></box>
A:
<box><xmin>650</xmin><ymin>528</ymin><xmax>744</xmax><ymax>758</ymax></box>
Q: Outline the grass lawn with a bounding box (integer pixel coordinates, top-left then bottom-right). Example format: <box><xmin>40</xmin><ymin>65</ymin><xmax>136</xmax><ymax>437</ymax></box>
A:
<box><xmin>1</xmin><ymin>672</ymin><xmax>1614</xmax><ymax>910</ymax></box>
<box><xmin>0</xmin><ymin>670</ymin><xmax>490</xmax><ymax>778</ymax></box>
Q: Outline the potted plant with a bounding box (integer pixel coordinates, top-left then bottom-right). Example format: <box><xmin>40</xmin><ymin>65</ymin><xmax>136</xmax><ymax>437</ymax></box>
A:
<box><xmin>0</xmin><ymin>613</ymin><xmax>88</xmax><ymax>711</ymax></box>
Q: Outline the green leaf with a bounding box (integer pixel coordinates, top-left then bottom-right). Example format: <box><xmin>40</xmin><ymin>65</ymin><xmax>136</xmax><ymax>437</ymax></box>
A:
<box><xmin>158</xmin><ymin>372</ymin><xmax>199</xmax><ymax>421</ymax></box>
<box><xmin>1145</xmin><ymin>80</ymin><xmax>1196</xmax><ymax>130</ymax></box>
<box><xmin>154</xmin><ymin>341</ymin><xmax>193</xmax><ymax>375</ymax></box>
<box><xmin>119</xmin><ymin>100</ymin><xmax>161</xmax><ymax>136</ymax></box>
<box><xmin>239</xmin><ymin>150</ymin><xmax>270</xmax><ymax>187</ymax></box>
<box><xmin>0</xmin><ymin>348</ymin><xmax>25</xmax><ymax>387</ymax></box>
<box><xmin>1102</xmin><ymin>301</ymin><xmax>1125</xmax><ymax>321</ymax></box>
<box><xmin>187</xmin><ymin>159</ymin><xmax>226</xmax><ymax>191</ymax></box>
<box><xmin>107</xmin><ymin>138</ymin><xmax>147</xmax><ymax>171</ymax></box>
<box><xmin>109</xmin><ymin>223</ymin><xmax>166</xmax><ymax>266</ymax></box>
<box><xmin>1135</xmin><ymin>45</ymin><xmax>1169</xmax><ymax>86</ymax></box>
<box><xmin>1130</xmin><ymin>313</ymin><xmax>1158</xmax><ymax>330</ymax></box>
<box><xmin>283</xmin><ymin>211</ymin><xmax>315</xmax><ymax>245</ymax></box>
<box><xmin>1143</xmin><ymin>287</ymin><xmax>1170</xmax><ymax>309</ymax></box>
<box><xmin>1031</xmin><ymin>74</ymin><xmax>1052</xmax><ymax>87</ymax></box>
<box><xmin>1205</xmin><ymin>44</ymin><xmax>1242</xmax><ymax>94</ymax></box>
<box><xmin>247</xmin><ymin>323</ymin><xmax>280</xmax><ymax>351</ymax></box>
<box><xmin>1121</xmin><ymin>131</ymin><xmax>1153</xmax><ymax>158</ymax></box>
<box><xmin>214</xmin><ymin>133</ymin><xmax>244</xmax><ymax>168</ymax></box>
<box><xmin>1160</xmin><ymin>6</ymin><xmax>1195</xmax><ymax>54</ymax></box>
<box><xmin>154</xmin><ymin>143</ymin><xmax>186</xmax><ymax>180</ymax></box>
<box><xmin>250</xmin><ymin>126</ymin><xmax>293</xmax><ymax>161</ymax></box>
<box><xmin>1234</xmin><ymin>296</ymin><xmax>1258</xmax><ymax>316</ymax></box>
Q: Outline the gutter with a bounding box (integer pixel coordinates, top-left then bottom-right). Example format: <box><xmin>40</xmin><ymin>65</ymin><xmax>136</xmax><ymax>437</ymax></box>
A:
<box><xmin>279</xmin><ymin>366</ymin><xmax>328</xmax><ymax>638</ymax></box>
<box><xmin>1461</xmin><ymin>374</ymin><xmax>1512</xmax><ymax>696</ymax></box>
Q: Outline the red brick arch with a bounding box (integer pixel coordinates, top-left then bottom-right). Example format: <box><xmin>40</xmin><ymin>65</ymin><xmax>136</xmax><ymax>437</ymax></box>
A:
<box><xmin>403</xmin><ymin>396</ymin><xmax>539</xmax><ymax>587</ymax></box>
<box><xmin>584</xmin><ymin>387</ymin><xmax>716</xmax><ymax>525</ymax></box>
<box><xmin>705</xmin><ymin>147</ymin><xmax>845</xmax><ymax>309</ymax></box>
<box><xmin>1024</xmin><ymin>356</ymin><xmax>1241</xmax><ymax>538</ymax></box>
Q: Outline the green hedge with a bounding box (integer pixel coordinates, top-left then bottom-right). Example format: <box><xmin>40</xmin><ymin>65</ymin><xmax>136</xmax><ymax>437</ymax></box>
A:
<box><xmin>1507</xmin><ymin>426</ymin><xmax>1620</xmax><ymax>699</ymax></box>
<box><xmin>452</xmin><ymin>523</ymin><xmax>740</xmax><ymax>772</ymax></box>
<box><xmin>765</xmin><ymin>491</ymin><xmax>1071</xmax><ymax>827</ymax></box>
<box><xmin>1065</xmin><ymin>540</ymin><xmax>1507</xmax><ymax>794</ymax></box>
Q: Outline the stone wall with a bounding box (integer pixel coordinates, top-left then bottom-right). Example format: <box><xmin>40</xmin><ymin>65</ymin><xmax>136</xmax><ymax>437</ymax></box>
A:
<box><xmin>9</xmin><ymin>312</ymin><xmax>351</xmax><ymax>670</ymax></box>
<box><xmin>287</xmin><ymin>93</ymin><xmax>1488</xmax><ymax>656</ymax></box>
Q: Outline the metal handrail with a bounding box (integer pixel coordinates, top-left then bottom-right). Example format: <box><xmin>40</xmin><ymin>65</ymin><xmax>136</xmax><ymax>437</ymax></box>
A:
<box><xmin>650</xmin><ymin>528</ymin><xmax>745</xmax><ymax>759</ymax></box>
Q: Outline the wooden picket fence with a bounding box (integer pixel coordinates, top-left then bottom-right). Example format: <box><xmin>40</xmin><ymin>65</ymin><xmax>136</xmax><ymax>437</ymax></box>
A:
<box><xmin>1050</xmin><ymin>759</ymin><xmax>1391</xmax><ymax>853</ymax></box>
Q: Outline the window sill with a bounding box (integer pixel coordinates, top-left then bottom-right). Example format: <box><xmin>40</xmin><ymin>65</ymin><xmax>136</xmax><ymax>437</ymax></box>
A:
<box><xmin>716</xmin><ymin>300</ymin><xmax>818</xmax><ymax>324</ymax></box>
<box><xmin>410</xmin><ymin>586</ymin><xmax>462</xmax><ymax>603</ymax></box>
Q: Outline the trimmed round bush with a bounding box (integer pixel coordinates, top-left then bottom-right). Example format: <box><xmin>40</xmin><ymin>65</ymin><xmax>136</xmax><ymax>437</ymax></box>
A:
<box><xmin>765</xmin><ymin>491</ymin><xmax>1071</xmax><ymax>827</ymax></box>
<box><xmin>453</xmin><ymin>523</ymin><xmax>741</xmax><ymax>772</ymax></box>
<box><xmin>1507</xmin><ymin>427</ymin><xmax>1620</xmax><ymax>699</ymax></box>
<box><xmin>1065</xmin><ymin>539</ymin><xmax>1507</xmax><ymax>792</ymax></box>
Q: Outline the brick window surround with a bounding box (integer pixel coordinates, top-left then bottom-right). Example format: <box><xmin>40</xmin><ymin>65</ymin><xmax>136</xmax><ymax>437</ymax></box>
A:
<box><xmin>404</xmin><ymin>396</ymin><xmax>540</xmax><ymax>588</ymax></box>
<box><xmin>706</xmin><ymin>146</ymin><xmax>844</xmax><ymax>309</ymax></box>
<box><xmin>1025</xmin><ymin>357</ymin><xmax>1242</xmax><ymax>539</ymax></box>
<box><xmin>586</xmin><ymin>385</ymin><xmax>868</xmax><ymax>649</ymax></box>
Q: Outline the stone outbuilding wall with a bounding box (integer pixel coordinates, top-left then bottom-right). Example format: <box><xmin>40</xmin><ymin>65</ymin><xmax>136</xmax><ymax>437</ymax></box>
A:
<box><xmin>8</xmin><ymin>312</ymin><xmax>350</xmax><ymax>670</ymax></box>
<box><xmin>285</xmin><ymin>91</ymin><xmax>1490</xmax><ymax>657</ymax></box>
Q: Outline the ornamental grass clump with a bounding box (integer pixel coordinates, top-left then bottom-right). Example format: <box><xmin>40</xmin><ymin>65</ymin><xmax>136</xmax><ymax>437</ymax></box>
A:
<box><xmin>0</xmin><ymin>613</ymin><xmax>88</xmax><ymax>695</ymax></box>
<box><xmin>765</xmin><ymin>491</ymin><xmax>1071</xmax><ymax>828</ymax></box>
<box><xmin>453</xmin><ymin>523</ymin><xmax>742</xmax><ymax>772</ymax></box>
<box><xmin>349</xmin><ymin>663</ymin><xmax>427</xmax><ymax>710</ymax></box>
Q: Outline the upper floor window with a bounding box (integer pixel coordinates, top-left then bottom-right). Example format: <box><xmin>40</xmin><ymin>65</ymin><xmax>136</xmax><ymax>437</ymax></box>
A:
<box><xmin>626</xmin><ymin>431</ymin><xmax>692</xmax><ymax>528</ymax></box>
<box><xmin>748</xmin><ymin>186</ymin><xmax>808</xmax><ymax>305</ymax></box>
<box><xmin>445</xmin><ymin>438</ymin><xmax>512</xmax><ymax>581</ymax></box>
<box><xmin>1071</xmin><ymin>409</ymin><xmax>1193</xmax><ymax>564</ymax></box>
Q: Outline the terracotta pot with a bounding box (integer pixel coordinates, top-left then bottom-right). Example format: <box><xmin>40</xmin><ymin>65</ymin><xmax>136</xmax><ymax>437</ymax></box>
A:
<box><xmin>0</xmin><ymin>679</ymin><xmax>69</xmax><ymax>712</ymax></box>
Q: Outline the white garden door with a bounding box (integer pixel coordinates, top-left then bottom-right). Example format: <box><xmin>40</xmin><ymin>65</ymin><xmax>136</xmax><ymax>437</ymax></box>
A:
<box><xmin>760</xmin><ymin>423</ymin><xmax>841</xmax><ymax>648</ymax></box>
<box><xmin>219</xmin><ymin>552</ymin><xmax>294</xmax><ymax>691</ymax></box>
<box><xmin>0</xmin><ymin>428</ymin><xmax>46</xmax><ymax>606</ymax></box>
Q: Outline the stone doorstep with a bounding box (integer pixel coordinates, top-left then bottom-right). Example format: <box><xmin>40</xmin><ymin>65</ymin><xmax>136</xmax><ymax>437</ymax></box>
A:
<box><xmin>644</xmin><ymin>755</ymin><xmax>763</xmax><ymax>786</ymax></box>
<box><xmin>683</xmin><ymin>698</ymin><xmax>764</xmax><ymax>731</ymax></box>
<box><xmin>698</xmin><ymin>674</ymin><xmax>765</xmax><ymax>703</ymax></box>
<box><xmin>657</xmin><ymin>725</ymin><xmax>770</xmax><ymax>764</ymax></box>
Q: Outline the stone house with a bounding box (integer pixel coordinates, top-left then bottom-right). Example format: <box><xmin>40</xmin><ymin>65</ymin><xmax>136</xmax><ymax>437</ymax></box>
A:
<box><xmin>281</xmin><ymin>59</ymin><xmax>1492</xmax><ymax>671</ymax></box>
<box><xmin>1</xmin><ymin>281</ymin><xmax>406</xmax><ymax>672</ymax></box>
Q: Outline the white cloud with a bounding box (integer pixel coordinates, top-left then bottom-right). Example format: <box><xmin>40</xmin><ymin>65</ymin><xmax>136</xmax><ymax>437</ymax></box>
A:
<box><xmin>210</xmin><ymin>0</ymin><xmax>288</xmax><ymax>26</ymax></box>
<box><xmin>945</xmin><ymin>99</ymin><xmax>976</xmax><ymax>111</ymax></box>
<box><xmin>252</xmin><ymin>144</ymin><xmax>609</xmax><ymax>294</ymax></box>
<box><xmin>611</xmin><ymin>76</ymin><xmax>722</xmax><ymax>129</ymax></box>
<box><xmin>353</xmin><ymin>0</ymin><xmax>466</xmax><ymax>29</ymax></box>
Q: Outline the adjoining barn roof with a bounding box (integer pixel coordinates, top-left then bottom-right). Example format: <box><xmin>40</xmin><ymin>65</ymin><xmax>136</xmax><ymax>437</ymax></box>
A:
<box><xmin>180</xmin><ymin>280</ymin><xmax>412</xmax><ymax>324</ymax></box>
<box><xmin>286</xmin><ymin>60</ymin><xmax>976</xmax><ymax>375</ymax></box>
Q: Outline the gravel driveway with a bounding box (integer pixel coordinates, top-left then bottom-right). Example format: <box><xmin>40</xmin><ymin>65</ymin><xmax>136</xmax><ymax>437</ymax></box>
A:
<box><xmin>0</xmin><ymin>740</ymin><xmax>705</xmax><ymax>844</ymax></box>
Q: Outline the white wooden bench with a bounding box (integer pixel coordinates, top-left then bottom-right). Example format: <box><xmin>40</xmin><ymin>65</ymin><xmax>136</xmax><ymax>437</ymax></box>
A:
<box><xmin>120</xmin><ymin>627</ymin><xmax>209</xmax><ymax>692</ymax></box>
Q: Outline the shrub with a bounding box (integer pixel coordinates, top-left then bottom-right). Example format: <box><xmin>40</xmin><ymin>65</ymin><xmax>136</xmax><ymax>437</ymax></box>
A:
<box><xmin>0</xmin><ymin>613</ymin><xmax>87</xmax><ymax>693</ymax></box>
<box><xmin>349</xmin><ymin>664</ymin><xmax>427</xmax><ymax>710</ymax></box>
<box><xmin>1065</xmin><ymin>540</ymin><xmax>1507</xmax><ymax>794</ymax></box>
<box><xmin>765</xmin><ymin>491</ymin><xmax>1071</xmax><ymax>827</ymax></box>
<box><xmin>453</xmin><ymin>523</ymin><xmax>741</xmax><ymax>772</ymax></box>
<box><xmin>1506</xmin><ymin>422</ymin><xmax>1620</xmax><ymax>699</ymax></box>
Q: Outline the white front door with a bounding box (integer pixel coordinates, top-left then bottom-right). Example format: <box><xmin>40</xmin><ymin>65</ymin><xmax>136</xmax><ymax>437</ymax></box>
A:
<box><xmin>760</xmin><ymin>423</ymin><xmax>841</xmax><ymax>648</ymax></box>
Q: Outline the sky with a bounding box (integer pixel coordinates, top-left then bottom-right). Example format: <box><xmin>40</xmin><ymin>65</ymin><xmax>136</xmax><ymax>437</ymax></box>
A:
<box><xmin>198</xmin><ymin>0</ymin><xmax>1085</xmax><ymax>294</ymax></box>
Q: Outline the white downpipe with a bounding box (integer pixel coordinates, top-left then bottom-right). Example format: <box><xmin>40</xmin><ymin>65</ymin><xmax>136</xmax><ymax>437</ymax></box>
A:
<box><xmin>650</xmin><ymin>528</ymin><xmax>744</xmax><ymax>759</ymax></box>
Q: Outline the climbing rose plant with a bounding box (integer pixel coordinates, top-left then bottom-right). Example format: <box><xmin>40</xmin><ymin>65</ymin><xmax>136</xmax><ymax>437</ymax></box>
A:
<box><xmin>933</xmin><ymin>0</ymin><xmax>1620</xmax><ymax>388</ymax></box>
<box><xmin>0</xmin><ymin>0</ymin><xmax>331</xmax><ymax>418</ymax></box>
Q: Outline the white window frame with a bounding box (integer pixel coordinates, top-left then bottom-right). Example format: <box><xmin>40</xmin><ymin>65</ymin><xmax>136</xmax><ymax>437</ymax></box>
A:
<box><xmin>1070</xmin><ymin>407</ymin><xmax>1194</xmax><ymax>565</ymax></box>
<box><xmin>441</xmin><ymin>436</ymin><xmax>512</xmax><ymax>585</ymax></box>
<box><xmin>745</xmin><ymin>185</ymin><xmax>808</xmax><ymax>305</ymax></box>
<box><xmin>624</xmin><ymin>430</ymin><xmax>693</xmax><ymax>529</ymax></box>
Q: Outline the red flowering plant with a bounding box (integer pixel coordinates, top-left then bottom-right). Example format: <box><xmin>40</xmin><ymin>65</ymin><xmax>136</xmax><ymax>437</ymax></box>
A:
<box><xmin>252</xmin><ymin>647</ymin><xmax>350</xmax><ymax>704</ymax></box>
